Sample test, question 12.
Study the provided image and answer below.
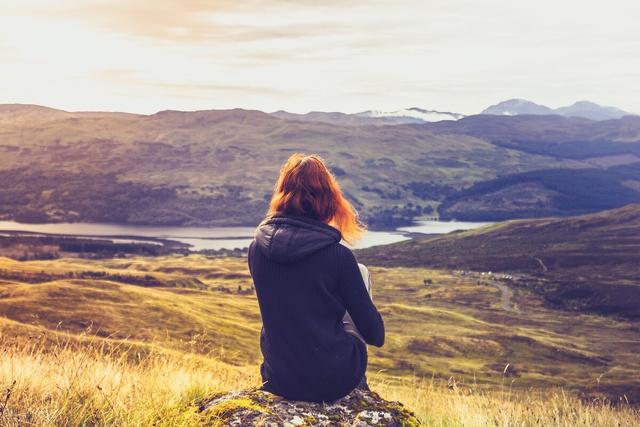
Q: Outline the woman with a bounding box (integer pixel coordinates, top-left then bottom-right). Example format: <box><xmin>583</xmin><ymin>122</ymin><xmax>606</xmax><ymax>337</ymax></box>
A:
<box><xmin>248</xmin><ymin>153</ymin><xmax>385</xmax><ymax>403</ymax></box>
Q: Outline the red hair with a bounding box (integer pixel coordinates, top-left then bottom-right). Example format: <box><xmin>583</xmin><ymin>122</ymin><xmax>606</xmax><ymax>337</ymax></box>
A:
<box><xmin>265</xmin><ymin>153</ymin><xmax>366</xmax><ymax>244</ymax></box>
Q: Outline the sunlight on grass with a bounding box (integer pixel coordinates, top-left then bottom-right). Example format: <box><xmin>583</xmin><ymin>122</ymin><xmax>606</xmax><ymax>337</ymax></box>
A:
<box><xmin>0</xmin><ymin>339</ymin><xmax>258</xmax><ymax>426</ymax></box>
<box><xmin>1</xmin><ymin>254</ymin><xmax>639</xmax><ymax>425</ymax></box>
<box><xmin>371</xmin><ymin>375</ymin><xmax>639</xmax><ymax>427</ymax></box>
<box><xmin>0</xmin><ymin>340</ymin><xmax>637</xmax><ymax>426</ymax></box>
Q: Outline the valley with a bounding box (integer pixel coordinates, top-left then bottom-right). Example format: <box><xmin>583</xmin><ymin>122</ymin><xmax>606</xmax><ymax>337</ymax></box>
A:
<box><xmin>1</xmin><ymin>206</ymin><xmax>639</xmax><ymax>424</ymax></box>
<box><xmin>358</xmin><ymin>205</ymin><xmax>640</xmax><ymax>319</ymax></box>
<box><xmin>1</xmin><ymin>105</ymin><xmax>640</xmax><ymax>425</ymax></box>
<box><xmin>1</xmin><ymin>251</ymin><xmax>638</xmax><ymax>406</ymax></box>
<box><xmin>2</xmin><ymin>104</ymin><xmax>640</xmax><ymax>228</ymax></box>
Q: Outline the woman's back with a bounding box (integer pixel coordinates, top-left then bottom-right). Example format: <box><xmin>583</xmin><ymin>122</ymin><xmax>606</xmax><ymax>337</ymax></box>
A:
<box><xmin>249</xmin><ymin>213</ymin><xmax>384</xmax><ymax>403</ymax></box>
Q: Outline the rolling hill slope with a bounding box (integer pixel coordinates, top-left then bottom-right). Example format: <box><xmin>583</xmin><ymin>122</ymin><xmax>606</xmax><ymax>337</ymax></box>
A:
<box><xmin>357</xmin><ymin>204</ymin><xmax>640</xmax><ymax>317</ymax></box>
<box><xmin>2</xmin><ymin>104</ymin><xmax>640</xmax><ymax>226</ymax></box>
<box><xmin>1</xmin><ymin>253</ymin><xmax>639</xmax><ymax>404</ymax></box>
<box><xmin>481</xmin><ymin>99</ymin><xmax>635</xmax><ymax>120</ymax></box>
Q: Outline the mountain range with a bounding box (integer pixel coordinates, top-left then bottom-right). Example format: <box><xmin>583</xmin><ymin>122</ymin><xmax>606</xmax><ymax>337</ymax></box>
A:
<box><xmin>272</xmin><ymin>108</ymin><xmax>464</xmax><ymax>126</ymax></box>
<box><xmin>481</xmin><ymin>99</ymin><xmax>634</xmax><ymax>121</ymax></box>
<box><xmin>271</xmin><ymin>100</ymin><xmax>635</xmax><ymax>126</ymax></box>
<box><xmin>1</xmin><ymin>103</ymin><xmax>640</xmax><ymax>227</ymax></box>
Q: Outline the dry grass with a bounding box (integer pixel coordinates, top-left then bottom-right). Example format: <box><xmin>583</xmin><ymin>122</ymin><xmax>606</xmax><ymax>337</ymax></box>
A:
<box><xmin>1</xmin><ymin>254</ymin><xmax>639</xmax><ymax>425</ymax></box>
<box><xmin>374</xmin><ymin>376</ymin><xmax>640</xmax><ymax>427</ymax></box>
<box><xmin>0</xmin><ymin>339</ymin><xmax>638</xmax><ymax>426</ymax></box>
<box><xmin>0</xmin><ymin>338</ymin><xmax>258</xmax><ymax>426</ymax></box>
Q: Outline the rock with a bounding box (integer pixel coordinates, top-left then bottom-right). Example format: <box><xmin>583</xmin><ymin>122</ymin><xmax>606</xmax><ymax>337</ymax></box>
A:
<box><xmin>199</xmin><ymin>387</ymin><xmax>421</xmax><ymax>426</ymax></box>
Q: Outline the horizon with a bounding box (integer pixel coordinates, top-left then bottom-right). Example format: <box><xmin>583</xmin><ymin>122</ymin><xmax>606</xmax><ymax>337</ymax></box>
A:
<box><xmin>2</xmin><ymin>1</ymin><xmax>640</xmax><ymax>115</ymax></box>
<box><xmin>3</xmin><ymin>98</ymin><xmax>637</xmax><ymax>117</ymax></box>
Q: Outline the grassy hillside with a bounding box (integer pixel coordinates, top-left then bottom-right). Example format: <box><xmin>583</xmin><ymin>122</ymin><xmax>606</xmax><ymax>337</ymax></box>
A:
<box><xmin>0</xmin><ymin>256</ymin><xmax>261</xmax><ymax>364</ymax></box>
<box><xmin>422</xmin><ymin>115</ymin><xmax>640</xmax><ymax>219</ymax></box>
<box><xmin>2</xmin><ymin>105</ymin><xmax>640</xmax><ymax>226</ymax></box>
<box><xmin>438</xmin><ymin>165</ymin><xmax>640</xmax><ymax>220</ymax></box>
<box><xmin>358</xmin><ymin>204</ymin><xmax>640</xmax><ymax>318</ymax></box>
<box><xmin>1</xmin><ymin>252</ymin><xmax>639</xmax><ymax>417</ymax></box>
<box><xmin>4</xmin><ymin>341</ymin><xmax>639</xmax><ymax>426</ymax></box>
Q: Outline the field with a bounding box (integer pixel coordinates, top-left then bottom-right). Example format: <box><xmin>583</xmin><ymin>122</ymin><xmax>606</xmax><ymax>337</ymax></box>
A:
<box><xmin>2</xmin><ymin>341</ymin><xmax>639</xmax><ymax>426</ymax></box>
<box><xmin>1</xmin><ymin>253</ymin><xmax>639</xmax><ymax>425</ymax></box>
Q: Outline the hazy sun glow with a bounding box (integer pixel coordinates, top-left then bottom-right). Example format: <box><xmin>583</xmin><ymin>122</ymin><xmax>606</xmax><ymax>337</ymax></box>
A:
<box><xmin>1</xmin><ymin>0</ymin><xmax>639</xmax><ymax>114</ymax></box>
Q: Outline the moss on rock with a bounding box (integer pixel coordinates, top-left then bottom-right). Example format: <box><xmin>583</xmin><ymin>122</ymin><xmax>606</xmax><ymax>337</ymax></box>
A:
<box><xmin>200</xmin><ymin>387</ymin><xmax>421</xmax><ymax>426</ymax></box>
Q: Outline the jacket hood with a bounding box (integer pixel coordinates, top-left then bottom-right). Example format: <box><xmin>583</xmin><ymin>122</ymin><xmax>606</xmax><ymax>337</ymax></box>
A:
<box><xmin>254</xmin><ymin>214</ymin><xmax>341</xmax><ymax>264</ymax></box>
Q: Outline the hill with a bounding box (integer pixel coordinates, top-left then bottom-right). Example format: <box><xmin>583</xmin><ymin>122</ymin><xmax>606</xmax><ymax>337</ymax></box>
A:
<box><xmin>1</xmin><ymin>250</ymin><xmax>639</xmax><ymax>424</ymax></box>
<box><xmin>357</xmin><ymin>204</ymin><xmax>640</xmax><ymax>318</ymax></box>
<box><xmin>354</xmin><ymin>107</ymin><xmax>464</xmax><ymax>122</ymax></box>
<box><xmin>276</xmin><ymin>100</ymin><xmax>635</xmax><ymax>125</ymax></box>
<box><xmin>271</xmin><ymin>110</ymin><xmax>427</xmax><ymax>126</ymax></box>
<box><xmin>272</xmin><ymin>107</ymin><xmax>464</xmax><ymax>126</ymax></box>
<box><xmin>481</xmin><ymin>99</ymin><xmax>636</xmax><ymax>121</ymax></box>
<box><xmin>556</xmin><ymin>101</ymin><xmax>633</xmax><ymax>121</ymax></box>
<box><xmin>1</xmin><ymin>104</ymin><xmax>640</xmax><ymax>226</ymax></box>
<box><xmin>481</xmin><ymin>99</ymin><xmax>555</xmax><ymax>116</ymax></box>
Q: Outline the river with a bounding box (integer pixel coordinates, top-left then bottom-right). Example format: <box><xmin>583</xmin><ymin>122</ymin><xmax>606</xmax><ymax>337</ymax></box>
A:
<box><xmin>0</xmin><ymin>220</ymin><xmax>492</xmax><ymax>251</ymax></box>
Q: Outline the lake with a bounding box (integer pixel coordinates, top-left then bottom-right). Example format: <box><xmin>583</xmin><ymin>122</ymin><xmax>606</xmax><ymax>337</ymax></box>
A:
<box><xmin>0</xmin><ymin>220</ymin><xmax>493</xmax><ymax>251</ymax></box>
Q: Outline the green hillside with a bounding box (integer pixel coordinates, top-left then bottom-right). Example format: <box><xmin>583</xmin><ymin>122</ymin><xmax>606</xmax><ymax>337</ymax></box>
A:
<box><xmin>0</xmin><ymin>229</ymin><xmax>639</xmax><ymax>423</ymax></box>
<box><xmin>1</xmin><ymin>253</ymin><xmax>639</xmax><ymax>404</ymax></box>
<box><xmin>2</xmin><ymin>105</ymin><xmax>640</xmax><ymax>227</ymax></box>
<box><xmin>358</xmin><ymin>204</ymin><xmax>640</xmax><ymax>317</ymax></box>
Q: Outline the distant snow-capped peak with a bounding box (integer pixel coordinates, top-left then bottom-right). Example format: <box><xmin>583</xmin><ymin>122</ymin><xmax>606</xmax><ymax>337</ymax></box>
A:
<box><xmin>355</xmin><ymin>107</ymin><xmax>465</xmax><ymax>122</ymax></box>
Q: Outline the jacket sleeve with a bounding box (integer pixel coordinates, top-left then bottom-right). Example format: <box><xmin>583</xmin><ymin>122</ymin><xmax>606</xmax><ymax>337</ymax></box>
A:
<box><xmin>336</xmin><ymin>246</ymin><xmax>385</xmax><ymax>347</ymax></box>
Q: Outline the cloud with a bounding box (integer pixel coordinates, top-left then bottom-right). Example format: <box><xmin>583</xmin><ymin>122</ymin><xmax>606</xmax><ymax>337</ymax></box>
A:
<box><xmin>147</xmin><ymin>82</ymin><xmax>292</xmax><ymax>98</ymax></box>
<box><xmin>2</xmin><ymin>0</ymin><xmax>640</xmax><ymax>114</ymax></box>
<box><xmin>91</xmin><ymin>68</ymin><xmax>292</xmax><ymax>99</ymax></box>
<box><xmin>14</xmin><ymin>0</ymin><xmax>363</xmax><ymax>44</ymax></box>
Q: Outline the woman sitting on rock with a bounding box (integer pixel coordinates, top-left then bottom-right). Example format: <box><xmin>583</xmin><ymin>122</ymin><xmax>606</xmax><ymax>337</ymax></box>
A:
<box><xmin>248</xmin><ymin>153</ymin><xmax>385</xmax><ymax>403</ymax></box>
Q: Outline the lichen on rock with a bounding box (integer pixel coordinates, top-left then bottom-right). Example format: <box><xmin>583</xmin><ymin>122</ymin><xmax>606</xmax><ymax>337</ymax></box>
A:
<box><xmin>199</xmin><ymin>387</ymin><xmax>421</xmax><ymax>426</ymax></box>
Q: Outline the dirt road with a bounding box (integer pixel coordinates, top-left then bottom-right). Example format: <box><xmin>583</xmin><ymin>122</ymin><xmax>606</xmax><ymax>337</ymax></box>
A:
<box><xmin>491</xmin><ymin>281</ymin><xmax>516</xmax><ymax>312</ymax></box>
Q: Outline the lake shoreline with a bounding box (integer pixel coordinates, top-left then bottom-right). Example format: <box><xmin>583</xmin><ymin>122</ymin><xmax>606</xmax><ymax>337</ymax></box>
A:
<box><xmin>0</xmin><ymin>217</ymin><xmax>417</xmax><ymax>233</ymax></box>
<box><xmin>0</xmin><ymin>219</ymin><xmax>493</xmax><ymax>251</ymax></box>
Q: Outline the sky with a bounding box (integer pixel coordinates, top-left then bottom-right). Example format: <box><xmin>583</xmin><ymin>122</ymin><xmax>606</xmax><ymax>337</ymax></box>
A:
<box><xmin>1</xmin><ymin>0</ymin><xmax>639</xmax><ymax>115</ymax></box>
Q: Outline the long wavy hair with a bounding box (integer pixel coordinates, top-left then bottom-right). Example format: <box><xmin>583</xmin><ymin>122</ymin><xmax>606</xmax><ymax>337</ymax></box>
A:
<box><xmin>265</xmin><ymin>153</ymin><xmax>366</xmax><ymax>244</ymax></box>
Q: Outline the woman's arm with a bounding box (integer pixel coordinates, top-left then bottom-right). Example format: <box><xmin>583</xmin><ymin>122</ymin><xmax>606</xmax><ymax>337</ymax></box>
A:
<box><xmin>336</xmin><ymin>246</ymin><xmax>385</xmax><ymax>347</ymax></box>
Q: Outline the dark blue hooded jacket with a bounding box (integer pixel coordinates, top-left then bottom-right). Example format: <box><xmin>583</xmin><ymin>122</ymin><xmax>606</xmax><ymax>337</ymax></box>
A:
<box><xmin>248</xmin><ymin>213</ymin><xmax>385</xmax><ymax>402</ymax></box>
